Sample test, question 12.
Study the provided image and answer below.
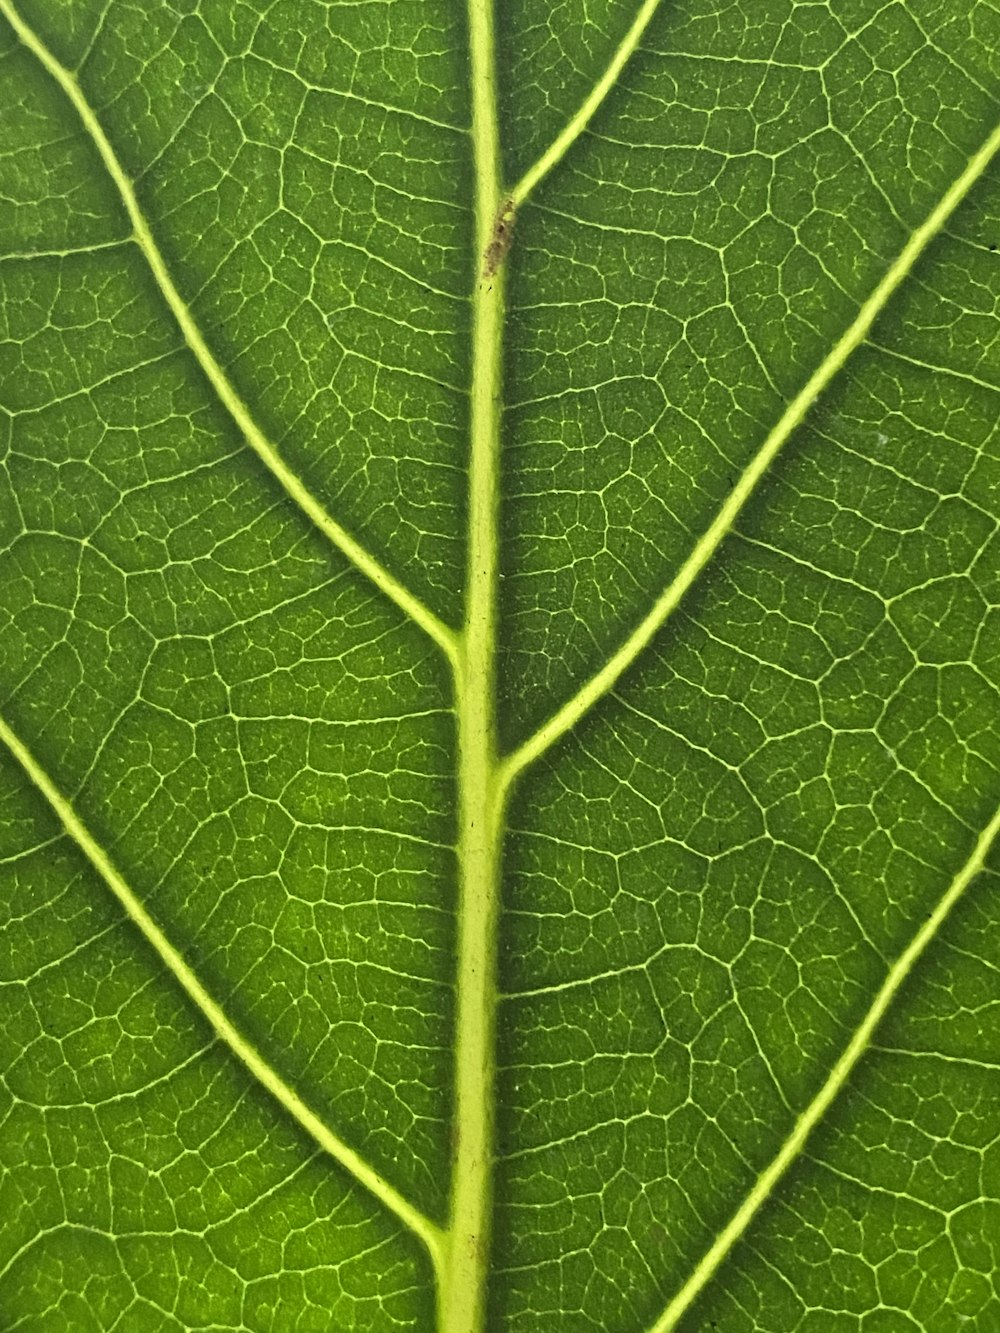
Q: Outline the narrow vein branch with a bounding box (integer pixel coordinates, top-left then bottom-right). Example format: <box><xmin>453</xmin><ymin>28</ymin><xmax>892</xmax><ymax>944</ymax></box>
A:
<box><xmin>508</xmin><ymin>0</ymin><xmax>665</xmax><ymax>208</ymax></box>
<box><xmin>502</xmin><ymin>113</ymin><xmax>1000</xmax><ymax>788</ymax></box>
<box><xmin>0</xmin><ymin>0</ymin><xmax>458</xmax><ymax>667</ymax></box>
<box><xmin>648</xmin><ymin>801</ymin><xmax>1000</xmax><ymax>1332</ymax></box>
<box><xmin>0</xmin><ymin>712</ymin><xmax>446</xmax><ymax>1272</ymax></box>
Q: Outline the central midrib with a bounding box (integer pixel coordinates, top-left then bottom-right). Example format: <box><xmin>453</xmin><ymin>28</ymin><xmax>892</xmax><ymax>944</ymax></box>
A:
<box><xmin>440</xmin><ymin>0</ymin><xmax>508</xmax><ymax>1328</ymax></box>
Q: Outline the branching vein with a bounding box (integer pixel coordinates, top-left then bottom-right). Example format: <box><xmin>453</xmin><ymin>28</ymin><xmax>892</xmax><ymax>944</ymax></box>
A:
<box><xmin>0</xmin><ymin>711</ymin><xmax>446</xmax><ymax>1274</ymax></box>
<box><xmin>501</xmin><ymin>112</ymin><xmax>1000</xmax><ymax>789</ymax></box>
<box><xmin>648</xmin><ymin>801</ymin><xmax>1000</xmax><ymax>1332</ymax></box>
<box><xmin>0</xmin><ymin>0</ymin><xmax>459</xmax><ymax>668</ymax></box>
<box><xmin>508</xmin><ymin>0</ymin><xmax>666</xmax><ymax>208</ymax></box>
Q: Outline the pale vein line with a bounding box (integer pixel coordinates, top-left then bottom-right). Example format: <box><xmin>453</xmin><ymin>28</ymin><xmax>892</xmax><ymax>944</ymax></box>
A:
<box><xmin>0</xmin><ymin>0</ymin><xmax>458</xmax><ymax>667</ymax></box>
<box><xmin>0</xmin><ymin>711</ymin><xmax>446</xmax><ymax>1272</ymax></box>
<box><xmin>502</xmin><ymin>114</ymin><xmax>1000</xmax><ymax>789</ymax></box>
<box><xmin>0</xmin><ymin>237</ymin><xmax>131</xmax><ymax>261</ymax></box>
<box><xmin>508</xmin><ymin>0</ymin><xmax>666</xmax><ymax>207</ymax></box>
<box><xmin>437</xmin><ymin>0</ymin><xmax>507</xmax><ymax>1327</ymax></box>
<box><xmin>868</xmin><ymin>338</ymin><xmax>1000</xmax><ymax>396</ymax></box>
<box><xmin>648</xmin><ymin>801</ymin><xmax>1000</xmax><ymax>1333</ymax></box>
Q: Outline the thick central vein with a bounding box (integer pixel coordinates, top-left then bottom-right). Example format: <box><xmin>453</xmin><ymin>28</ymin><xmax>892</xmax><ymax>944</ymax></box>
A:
<box><xmin>440</xmin><ymin>0</ymin><xmax>508</xmax><ymax>1329</ymax></box>
<box><xmin>0</xmin><ymin>0</ymin><xmax>457</xmax><ymax>666</ymax></box>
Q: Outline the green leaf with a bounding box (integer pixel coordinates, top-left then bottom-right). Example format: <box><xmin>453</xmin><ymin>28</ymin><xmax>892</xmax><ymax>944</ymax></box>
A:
<box><xmin>2</xmin><ymin>1</ymin><xmax>999</xmax><ymax>1329</ymax></box>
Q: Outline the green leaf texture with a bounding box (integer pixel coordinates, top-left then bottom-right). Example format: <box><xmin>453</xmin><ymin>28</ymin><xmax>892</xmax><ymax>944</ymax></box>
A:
<box><xmin>1</xmin><ymin>0</ymin><xmax>999</xmax><ymax>1329</ymax></box>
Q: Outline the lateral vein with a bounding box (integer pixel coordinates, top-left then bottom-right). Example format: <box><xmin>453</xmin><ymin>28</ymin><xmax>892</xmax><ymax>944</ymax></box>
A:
<box><xmin>508</xmin><ymin>0</ymin><xmax>666</xmax><ymax>208</ymax></box>
<box><xmin>0</xmin><ymin>712</ymin><xmax>446</xmax><ymax>1272</ymax></box>
<box><xmin>0</xmin><ymin>0</ymin><xmax>458</xmax><ymax>667</ymax></box>
<box><xmin>502</xmin><ymin>112</ymin><xmax>1000</xmax><ymax>788</ymax></box>
<box><xmin>647</xmin><ymin>801</ymin><xmax>1000</xmax><ymax>1333</ymax></box>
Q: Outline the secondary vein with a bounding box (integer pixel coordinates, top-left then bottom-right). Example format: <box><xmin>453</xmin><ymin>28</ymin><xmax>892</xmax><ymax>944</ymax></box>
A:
<box><xmin>508</xmin><ymin>0</ymin><xmax>666</xmax><ymax>208</ymax></box>
<box><xmin>501</xmin><ymin>111</ymin><xmax>1000</xmax><ymax>788</ymax></box>
<box><xmin>0</xmin><ymin>0</ymin><xmax>458</xmax><ymax>667</ymax></box>
<box><xmin>647</xmin><ymin>800</ymin><xmax>1000</xmax><ymax>1332</ymax></box>
<box><xmin>0</xmin><ymin>710</ymin><xmax>446</xmax><ymax>1272</ymax></box>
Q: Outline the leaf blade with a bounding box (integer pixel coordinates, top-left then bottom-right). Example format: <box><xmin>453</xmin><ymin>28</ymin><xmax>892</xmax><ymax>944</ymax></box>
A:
<box><xmin>650</xmin><ymin>802</ymin><xmax>1000</xmax><ymax>1332</ymax></box>
<box><xmin>2</xmin><ymin>0</ymin><xmax>1000</xmax><ymax>1328</ymax></box>
<box><xmin>503</xmin><ymin>109</ymin><xmax>1000</xmax><ymax>781</ymax></box>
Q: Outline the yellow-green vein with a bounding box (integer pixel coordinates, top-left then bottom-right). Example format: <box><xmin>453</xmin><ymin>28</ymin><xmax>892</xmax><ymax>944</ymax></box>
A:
<box><xmin>508</xmin><ymin>0</ymin><xmax>665</xmax><ymax>208</ymax></box>
<box><xmin>439</xmin><ymin>0</ymin><xmax>508</xmax><ymax>1328</ymax></box>
<box><xmin>0</xmin><ymin>711</ymin><xmax>447</xmax><ymax>1275</ymax></box>
<box><xmin>648</xmin><ymin>801</ymin><xmax>1000</xmax><ymax>1332</ymax></box>
<box><xmin>0</xmin><ymin>0</ymin><xmax>458</xmax><ymax>668</ymax></box>
<box><xmin>501</xmin><ymin>112</ymin><xmax>1000</xmax><ymax>790</ymax></box>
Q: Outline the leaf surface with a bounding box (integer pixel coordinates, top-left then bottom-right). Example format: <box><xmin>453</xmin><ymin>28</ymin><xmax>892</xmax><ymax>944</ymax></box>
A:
<box><xmin>1</xmin><ymin>0</ymin><xmax>999</xmax><ymax>1329</ymax></box>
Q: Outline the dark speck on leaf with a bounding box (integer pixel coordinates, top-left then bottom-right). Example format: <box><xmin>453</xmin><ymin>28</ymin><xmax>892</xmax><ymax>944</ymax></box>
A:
<box><xmin>483</xmin><ymin>198</ymin><xmax>516</xmax><ymax>278</ymax></box>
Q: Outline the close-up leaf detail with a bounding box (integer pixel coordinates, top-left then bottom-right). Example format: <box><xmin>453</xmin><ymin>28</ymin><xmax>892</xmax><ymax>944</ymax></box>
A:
<box><xmin>2</xmin><ymin>0</ymin><xmax>999</xmax><ymax>1329</ymax></box>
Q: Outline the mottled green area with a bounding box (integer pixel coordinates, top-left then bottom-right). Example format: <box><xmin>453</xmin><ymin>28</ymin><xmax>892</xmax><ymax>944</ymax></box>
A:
<box><xmin>493</xmin><ymin>3</ymin><xmax>1000</xmax><ymax>1323</ymax></box>
<box><xmin>2</xmin><ymin>0</ymin><xmax>999</xmax><ymax>1330</ymax></box>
